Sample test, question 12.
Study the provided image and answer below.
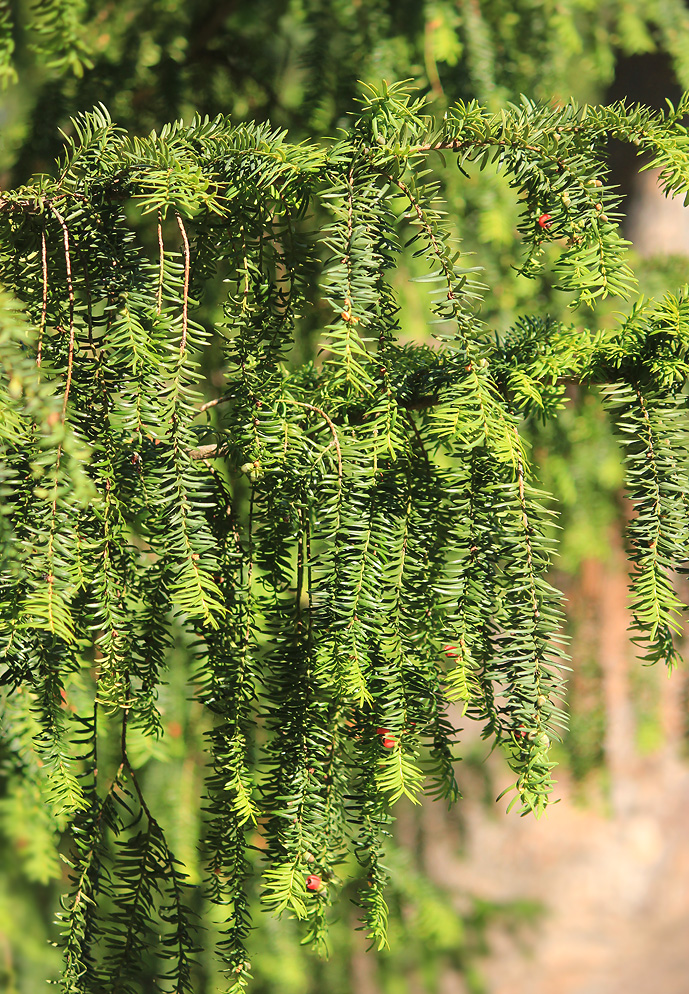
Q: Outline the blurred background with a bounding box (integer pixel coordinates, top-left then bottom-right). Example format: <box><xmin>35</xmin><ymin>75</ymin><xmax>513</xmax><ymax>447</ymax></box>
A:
<box><xmin>2</xmin><ymin>1</ymin><xmax>689</xmax><ymax>991</ymax></box>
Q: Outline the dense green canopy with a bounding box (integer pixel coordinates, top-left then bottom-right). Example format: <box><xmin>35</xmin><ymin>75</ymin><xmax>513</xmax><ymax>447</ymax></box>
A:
<box><xmin>2</xmin><ymin>79</ymin><xmax>689</xmax><ymax>990</ymax></box>
<box><xmin>3</xmin><ymin>3</ymin><xmax>689</xmax><ymax>993</ymax></box>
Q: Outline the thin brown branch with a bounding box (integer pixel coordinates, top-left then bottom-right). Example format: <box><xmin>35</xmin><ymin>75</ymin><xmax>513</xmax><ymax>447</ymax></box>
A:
<box><xmin>38</xmin><ymin>229</ymin><xmax>48</xmax><ymax>368</ymax></box>
<box><xmin>190</xmin><ymin>373</ymin><xmax>599</xmax><ymax>461</ymax></box>
<box><xmin>284</xmin><ymin>400</ymin><xmax>343</xmax><ymax>480</ymax></box>
<box><xmin>50</xmin><ymin>205</ymin><xmax>76</xmax><ymax>419</ymax></box>
<box><xmin>200</xmin><ymin>393</ymin><xmax>235</xmax><ymax>412</ymax></box>
<box><xmin>0</xmin><ymin>192</ymin><xmax>90</xmax><ymax>214</ymax></box>
<box><xmin>43</xmin><ymin>207</ymin><xmax>77</xmax><ymax>631</ymax></box>
<box><xmin>380</xmin><ymin>167</ymin><xmax>456</xmax><ymax>297</ymax></box>
<box><xmin>408</xmin><ymin>137</ymin><xmax>544</xmax><ymax>156</ymax></box>
<box><xmin>190</xmin><ymin>442</ymin><xmax>231</xmax><ymax>461</ymax></box>
<box><xmin>175</xmin><ymin>211</ymin><xmax>190</xmax><ymax>356</ymax></box>
<box><xmin>157</xmin><ymin>209</ymin><xmax>164</xmax><ymax>315</ymax></box>
<box><xmin>195</xmin><ymin>398</ymin><xmax>344</xmax><ymax>478</ymax></box>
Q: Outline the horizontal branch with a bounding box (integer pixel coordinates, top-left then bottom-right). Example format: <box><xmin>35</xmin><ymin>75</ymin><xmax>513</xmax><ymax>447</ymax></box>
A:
<box><xmin>190</xmin><ymin>395</ymin><xmax>442</xmax><ymax>460</ymax></box>
<box><xmin>190</xmin><ymin>442</ymin><xmax>231</xmax><ymax>461</ymax></box>
<box><xmin>0</xmin><ymin>192</ymin><xmax>89</xmax><ymax>213</ymax></box>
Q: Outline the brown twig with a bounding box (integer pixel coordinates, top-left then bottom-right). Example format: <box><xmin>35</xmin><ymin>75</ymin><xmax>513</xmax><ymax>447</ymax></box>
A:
<box><xmin>195</xmin><ymin>397</ymin><xmax>344</xmax><ymax>478</ymax></box>
<box><xmin>43</xmin><ymin>207</ymin><xmax>76</xmax><ymax>634</ymax></box>
<box><xmin>189</xmin><ymin>442</ymin><xmax>231</xmax><ymax>461</ymax></box>
<box><xmin>38</xmin><ymin>229</ymin><xmax>48</xmax><ymax>369</ymax></box>
<box><xmin>175</xmin><ymin>211</ymin><xmax>190</xmax><ymax>356</ymax></box>
<box><xmin>283</xmin><ymin>400</ymin><xmax>343</xmax><ymax>480</ymax></box>
<box><xmin>200</xmin><ymin>393</ymin><xmax>235</xmax><ymax>412</ymax></box>
<box><xmin>50</xmin><ymin>205</ymin><xmax>76</xmax><ymax>419</ymax></box>
<box><xmin>156</xmin><ymin>209</ymin><xmax>164</xmax><ymax>315</ymax></box>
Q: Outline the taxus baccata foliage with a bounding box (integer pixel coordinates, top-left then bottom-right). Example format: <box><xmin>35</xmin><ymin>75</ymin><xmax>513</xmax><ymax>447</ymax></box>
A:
<box><xmin>2</xmin><ymin>83</ymin><xmax>689</xmax><ymax>990</ymax></box>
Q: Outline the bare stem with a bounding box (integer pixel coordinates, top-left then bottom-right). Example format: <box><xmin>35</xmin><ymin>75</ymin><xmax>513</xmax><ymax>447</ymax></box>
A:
<box><xmin>157</xmin><ymin>210</ymin><xmax>164</xmax><ymax>315</ymax></box>
<box><xmin>175</xmin><ymin>211</ymin><xmax>190</xmax><ymax>356</ymax></box>
<box><xmin>50</xmin><ymin>205</ymin><xmax>75</xmax><ymax>419</ymax></box>
<box><xmin>282</xmin><ymin>400</ymin><xmax>343</xmax><ymax>480</ymax></box>
<box><xmin>38</xmin><ymin>229</ymin><xmax>48</xmax><ymax>369</ymax></box>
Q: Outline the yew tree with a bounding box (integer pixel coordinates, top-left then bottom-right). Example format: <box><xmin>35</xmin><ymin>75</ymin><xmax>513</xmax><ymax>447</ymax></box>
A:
<box><xmin>2</xmin><ymin>73</ymin><xmax>689</xmax><ymax>991</ymax></box>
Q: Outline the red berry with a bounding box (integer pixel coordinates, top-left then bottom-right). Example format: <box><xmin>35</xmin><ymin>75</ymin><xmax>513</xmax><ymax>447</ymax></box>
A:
<box><xmin>376</xmin><ymin>727</ymin><xmax>397</xmax><ymax>747</ymax></box>
<box><xmin>538</xmin><ymin>213</ymin><xmax>552</xmax><ymax>229</ymax></box>
<box><xmin>306</xmin><ymin>874</ymin><xmax>323</xmax><ymax>892</ymax></box>
<box><xmin>443</xmin><ymin>644</ymin><xmax>458</xmax><ymax>658</ymax></box>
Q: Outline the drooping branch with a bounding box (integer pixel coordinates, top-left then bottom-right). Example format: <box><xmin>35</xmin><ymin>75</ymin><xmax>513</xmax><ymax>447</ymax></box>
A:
<box><xmin>49</xmin><ymin>205</ymin><xmax>76</xmax><ymax>418</ymax></box>
<box><xmin>38</xmin><ymin>228</ymin><xmax>48</xmax><ymax>369</ymax></box>
<box><xmin>156</xmin><ymin>209</ymin><xmax>164</xmax><ymax>315</ymax></box>
<box><xmin>175</xmin><ymin>211</ymin><xmax>190</xmax><ymax>356</ymax></box>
